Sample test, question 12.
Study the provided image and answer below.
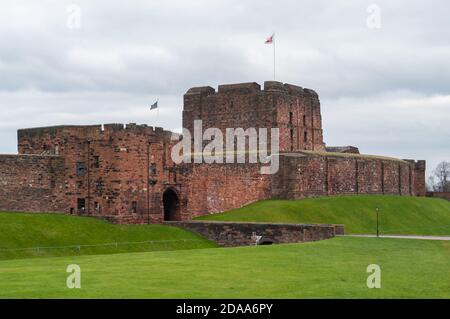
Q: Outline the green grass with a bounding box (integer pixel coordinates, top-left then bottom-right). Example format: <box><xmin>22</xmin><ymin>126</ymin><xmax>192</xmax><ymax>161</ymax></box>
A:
<box><xmin>0</xmin><ymin>237</ymin><xmax>448</xmax><ymax>298</ymax></box>
<box><xmin>300</xmin><ymin>150</ymin><xmax>408</xmax><ymax>163</ymax></box>
<box><xmin>195</xmin><ymin>195</ymin><xmax>450</xmax><ymax>235</ymax></box>
<box><xmin>0</xmin><ymin>212</ymin><xmax>216</xmax><ymax>260</ymax></box>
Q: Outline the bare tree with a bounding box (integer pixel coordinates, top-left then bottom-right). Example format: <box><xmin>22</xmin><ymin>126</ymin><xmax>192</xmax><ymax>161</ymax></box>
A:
<box><xmin>430</xmin><ymin>161</ymin><xmax>450</xmax><ymax>192</ymax></box>
<box><xmin>427</xmin><ymin>175</ymin><xmax>436</xmax><ymax>192</ymax></box>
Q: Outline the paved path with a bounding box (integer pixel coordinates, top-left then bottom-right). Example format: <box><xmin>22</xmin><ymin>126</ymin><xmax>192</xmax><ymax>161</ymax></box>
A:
<box><xmin>341</xmin><ymin>234</ymin><xmax>450</xmax><ymax>241</ymax></box>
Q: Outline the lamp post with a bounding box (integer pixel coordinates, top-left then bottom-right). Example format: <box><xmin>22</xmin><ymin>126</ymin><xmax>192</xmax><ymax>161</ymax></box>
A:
<box><xmin>375</xmin><ymin>207</ymin><xmax>380</xmax><ymax>238</ymax></box>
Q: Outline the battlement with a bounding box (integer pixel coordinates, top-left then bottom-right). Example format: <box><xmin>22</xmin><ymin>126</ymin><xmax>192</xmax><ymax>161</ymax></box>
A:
<box><xmin>403</xmin><ymin>159</ymin><xmax>426</xmax><ymax>169</ymax></box>
<box><xmin>218</xmin><ymin>82</ymin><xmax>261</xmax><ymax>94</ymax></box>
<box><xmin>403</xmin><ymin>159</ymin><xmax>426</xmax><ymax>196</ymax></box>
<box><xmin>18</xmin><ymin>123</ymin><xmax>173</xmax><ymax>139</ymax></box>
<box><xmin>185</xmin><ymin>81</ymin><xmax>318</xmax><ymax>97</ymax></box>
<box><xmin>18</xmin><ymin>123</ymin><xmax>176</xmax><ymax>156</ymax></box>
<box><xmin>183</xmin><ymin>81</ymin><xmax>325</xmax><ymax>152</ymax></box>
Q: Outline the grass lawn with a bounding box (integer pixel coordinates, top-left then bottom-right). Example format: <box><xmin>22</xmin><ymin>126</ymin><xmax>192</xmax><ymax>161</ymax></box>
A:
<box><xmin>0</xmin><ymin>212</ymin><xmax>216</xmax><ymax>260</ymax></box>
<box><xmin>0</xmin><ymin>237</ymin><xmax>448</xmax><ymax>298</ymax></box>
<box><xmin>195</xmin><ymin>195</ymin><xmax>450</xmax><ymax>235</ymax></box>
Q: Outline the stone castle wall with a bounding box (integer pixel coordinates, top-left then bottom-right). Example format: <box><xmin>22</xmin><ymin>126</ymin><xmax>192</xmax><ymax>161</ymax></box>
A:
<box><xmin>0</xmin><ymin>81</ymin><xmax>427</xmax><ymax>223</ymax></box>
<box><xmin>165</xmin><ymin>221</ymin><xmax>343</xmax><ymax>247</ymax></box>
<box><xmin>274</xmin><ymin>152</ymin><xmax>425</xmax><ymax>199</ymax></box>
<box><xmin>0</xmin><ymin>154</ymin><xmax>68</xmax><ymax>213</ymax></box>
<box><xmin>176</xmin><ymin>152</ymin><xmax>425</xmax><ymax>218</ymax></box>
<box><xmin>183</xmin><ymin>81</ymin><xmax>326</xmax><ymax>153</ymax></box>
<box><xmin>426</xmin><ymin>192</ymin><xmax>450</xmax><ymax>201</ymax></box>
<box><xmin>179</xmin><ymin>162</ymin><xmax>274</xmax><ymax>218</ymax></box>
<box><xmin>406</xmin><ymin>159</ymin><xmax>426</xmax><ymax>197</ymax></box>
<box><xmin>12</xmin><ymin>124</ymin><xmax>178</xmax><ymax>223</ymax></box>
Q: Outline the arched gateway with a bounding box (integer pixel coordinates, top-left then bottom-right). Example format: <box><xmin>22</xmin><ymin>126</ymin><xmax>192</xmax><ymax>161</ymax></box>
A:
<box><xmin>163</xmin><ymin>188</ymin><xmax>180</xmax><ymax>221</ymax></box>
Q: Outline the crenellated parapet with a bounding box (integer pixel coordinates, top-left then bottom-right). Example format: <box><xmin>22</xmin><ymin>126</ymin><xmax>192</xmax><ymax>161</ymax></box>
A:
<box><xmin>184</xmin><ymin>81</ymin><xmax>319</xmax><ymax>96</ymax></box>
<box><xmin>18</xmin><ymin>123</ymin><xmax>174</xmax><ymax>156</ymax></box>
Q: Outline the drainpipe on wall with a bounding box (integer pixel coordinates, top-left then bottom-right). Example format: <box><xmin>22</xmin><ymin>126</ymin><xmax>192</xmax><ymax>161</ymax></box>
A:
<box><xmin>311</xmin><ymin>103</ymin><xmax>315</xmax><ymax>151</ymax></box>
<box><xmin>87</xmin><ymin>140</ymin><xmax>91</xmax><ymax>215</ymax></box>
<box><xmin>147</xmin><ymin>143</ymin><xmax>150</xmax><ymax>224</ymax></box>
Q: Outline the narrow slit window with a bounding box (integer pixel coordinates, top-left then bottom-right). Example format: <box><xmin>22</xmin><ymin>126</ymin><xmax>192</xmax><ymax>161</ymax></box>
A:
<box><xmin>93</xmin><ymin>156</ymin><xmax>100</xmax><ymax>168</ymax></box>
<box><xmin>131</xmin><ymin>201</ymin><xmax>137</xmax><ymax>214</ymax></box>
<box><xmin>76</xmin><ymin>162</ymin><xmax>86</xmax><ymax>176</ymax></box>
<box><xmin>290</xmin><ymin>129</ymin><xmax>294</xmax><ymax>151</ymax></box>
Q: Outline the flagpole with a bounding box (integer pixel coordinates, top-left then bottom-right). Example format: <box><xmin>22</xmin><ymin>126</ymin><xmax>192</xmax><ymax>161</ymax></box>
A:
<box><xmin>156</xmin><ymin>99</ymin><xmax>159</xmax><ymax>126</ymax></box>
<box><xmin>273</xmin><ymin>34</ymin><xmax>276</xmax><ymax>80</ymax></box>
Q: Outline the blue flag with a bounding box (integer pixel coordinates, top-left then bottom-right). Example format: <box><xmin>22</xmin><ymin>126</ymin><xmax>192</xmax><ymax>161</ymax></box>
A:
<box><xmin>150</xmin><ymin>100</ymin><xmax>158</xmax><ymax>110</ymax></box>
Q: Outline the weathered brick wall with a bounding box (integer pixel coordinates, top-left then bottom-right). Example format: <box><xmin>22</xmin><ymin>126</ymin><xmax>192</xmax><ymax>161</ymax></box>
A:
<box><xmin>274</xmin><ymin>154</ymin><xmax>326</xmax><ymax>198</ymax></box>
<box><xmin>179</xmin><ymin>163</ymin><xmax>274</xmax><ymax>219</ymax></box>
<box><xmin>356</xmin><ymin>160</ymin><xmax>383</xmax><ymax>194</ymax></box>
<box><xmin>426</xmin><ymin>192</ymin><xmax>450</xmax><ymax>201</ymax></box>
<box><xmin>175</xmin><ymin>152</ymin><xmax>425</xmax><ymax>219</ymax></box>
<box><xmin>183</xmin><ymin>81</ymin><xmax>325</xmax><ymax>153</ymax></box>
<box><xmin>17</xmin><ymin>124</ymin><xmax>177</xmax><ymax>223</ymax></box>
<box><xmin>166</xmin><ymin>221</ymin><xmax>343</xmax><ymax>247</ymax></box>
<box><xmin>399</xmin><ymin>163</ymin><xmax>411</xmax><ymax>195</ymax></box>
<box><xmin>328</xmin><ymin>157</ymin><xmax>358</xmax><ymax>194</ymax></box>
<box><xmin>413</xmin><ymin>160</ymin><xmax>426</xmax><ymax>196</ymax></box>
<box><xmin>0</xmin><ymin>154</ymin><xmax>68</xmax><ymax>212</ymax></box>
<box><xmin>273</xmin><ymin>152</ymin><xmax>424</xmax><ymax>200</ymax></box>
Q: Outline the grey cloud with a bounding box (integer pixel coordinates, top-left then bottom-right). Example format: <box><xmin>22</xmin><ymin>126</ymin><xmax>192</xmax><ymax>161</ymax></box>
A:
<box><xmin>0</xmin><ymin>0</ymin><xmax>449</xmax><ymax>176</ymax></box>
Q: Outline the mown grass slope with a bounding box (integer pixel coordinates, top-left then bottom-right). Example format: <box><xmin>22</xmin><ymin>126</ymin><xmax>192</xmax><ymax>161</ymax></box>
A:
<box><xmin>0</xmin><ymin>212</ymin><xmax>216</xmax><ymax>260</ymax></box>
<box><xmin>196</xmin><ymin>195</ymin><xmax>450</xmax><ymax>235</ymax></box>
<box><xmin>0</xmin><ymin>237</ymin><xmax>448</xmax><ymax>298</ymax></box>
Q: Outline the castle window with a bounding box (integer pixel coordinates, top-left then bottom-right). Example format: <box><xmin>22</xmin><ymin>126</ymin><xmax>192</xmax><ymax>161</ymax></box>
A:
<box><xmin>93</xmin><ymin>156</ymin><xmax>100</xmax><ymax>168</ymax></box>
<box><xmin>77</xmin><ymin>198</ymin><xmax>86</xmax><ymax>212</ymax></box>
<box><xmin>131</xmin><ymin>201</ymin><xmax>137</xmax><ymax>214</ymax></box>
<box><xmin>76</xmin><ymin>162</ymin><xmax>86</xmax><ymax>176</ymax></box>
<box><xmin>303</xmin><ymin>115</ymin><xmax>306</xmax><ymax>126</ymax></box>
<box><xmin>290</xmin><ymin>129</ymin><xmax>294</xmax><ymax>151</ymax></box>
<box><xmin>150</xmin><ymin>163</ymin><xmax>157</xmax><ymax>175</ymax></box>
<box><xmin>289</xmin><ymin>112</ymin><xmax>293</xmax><ymax>125</ymax></box>
<box><xmin>304</xmin><ymin>131</ymin><xmax>308</xmax><ymax>143</ymax></box>
<box><xmin>95</xmin><ymin>179</ymin><xmax>104</xmax><ymax>192</ymax></box>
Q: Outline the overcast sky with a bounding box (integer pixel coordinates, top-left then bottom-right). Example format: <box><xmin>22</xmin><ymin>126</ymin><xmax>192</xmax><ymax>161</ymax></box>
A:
<box><xmin>0</xmin><ymin>0</ymin><xmax>449</xmax><ymax>177</ymax></box>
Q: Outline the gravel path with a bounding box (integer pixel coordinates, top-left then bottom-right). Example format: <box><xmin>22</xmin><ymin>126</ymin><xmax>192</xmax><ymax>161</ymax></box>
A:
<box><xmin>341</xmin><ymin>234</ymin><xmax>450</xmax><ymax>241</ymax></box>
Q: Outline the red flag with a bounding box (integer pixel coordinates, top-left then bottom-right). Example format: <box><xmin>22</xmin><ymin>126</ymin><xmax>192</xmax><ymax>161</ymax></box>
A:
<box><xmin>265</xmin><ymin>34</ymin><xmax>274</xmax><ymax>44</ymax></box>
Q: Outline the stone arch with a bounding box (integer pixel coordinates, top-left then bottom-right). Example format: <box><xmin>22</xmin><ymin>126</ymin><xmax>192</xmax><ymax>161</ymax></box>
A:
<box><xmin>258</xmin><ymin>237</ymin><xmax>274</xmax><ymax>245</ymax></box>
<box><xmin>163</xmin><ymin>188</ymin><xmax>180</xmax><ymax>221</ymax></box>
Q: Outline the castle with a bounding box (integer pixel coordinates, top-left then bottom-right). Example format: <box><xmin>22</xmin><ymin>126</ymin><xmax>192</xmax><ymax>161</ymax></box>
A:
<box><xmin>0</xmin><ymin>81</ymin><xmax>426</xmax><ymax>224</ymax></box>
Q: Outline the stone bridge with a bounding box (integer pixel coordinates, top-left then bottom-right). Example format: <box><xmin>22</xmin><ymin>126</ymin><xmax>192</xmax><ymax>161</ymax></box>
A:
<box><xmin>165</xmin><ymin>221</ymin><xmax>344</xmax><ymax>247</ymax></box>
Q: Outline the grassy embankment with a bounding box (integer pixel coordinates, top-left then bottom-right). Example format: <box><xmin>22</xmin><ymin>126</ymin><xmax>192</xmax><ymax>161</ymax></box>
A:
<box><xmin>196</xmin><ymin>195</ymin><xmax>450</xmax><ymax>235</ymax></box>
